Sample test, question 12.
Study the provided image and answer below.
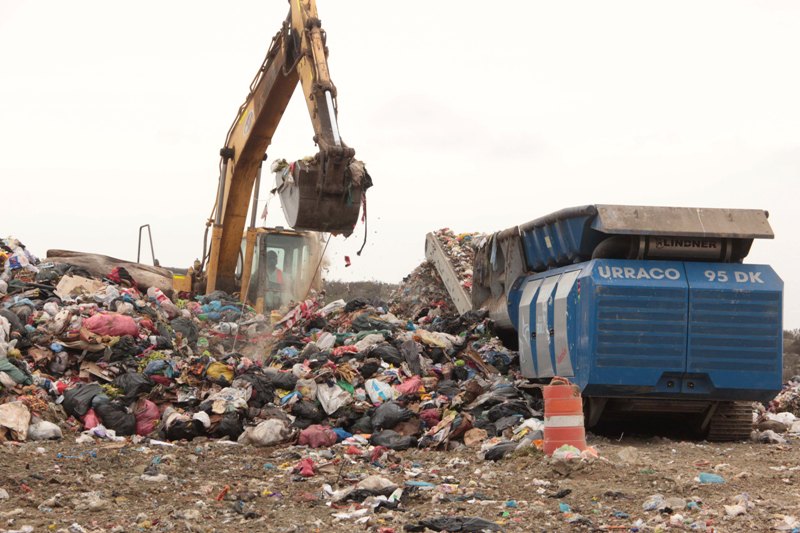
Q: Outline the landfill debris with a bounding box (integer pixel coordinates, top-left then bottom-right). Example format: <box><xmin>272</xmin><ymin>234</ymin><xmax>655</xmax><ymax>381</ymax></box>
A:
<box><xmin>723</xmin><ymin>492</ymin><xmax>754</xmax><ymax>517</ymax></box>
<box><xmin>769</xmin><ymin>376</ymin><xmax>800</xmax><ymax>416</ymax></box>
<box><xmin>696</xmin><ymin>472</ymin><xmax>726</xmax><ymax>484</ymax></box>
<box><xmin>2</xmin><ymin>234</ymin><xmax>800</xmax><ymax>530</ymax></box>
<box><xmin>404</xmin><ymin>516</ymin><xmax>502</xmax><ymax>532</ymax></box>
<box><xmin>0</xmin><ymin>233</ymin><xmax>547</xmax><ymax>471</ymax></box>
<box><xmin>391</xmin><ymin>229</ymin><xmax>484</xmax><ymax>319</ymax></box>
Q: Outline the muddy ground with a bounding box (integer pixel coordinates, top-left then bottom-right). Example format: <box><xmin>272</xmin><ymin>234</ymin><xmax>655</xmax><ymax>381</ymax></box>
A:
<box><xmin>1</xmin><ymin>430</ymin><xmax>798</xmax><ymax>533</ymax></box>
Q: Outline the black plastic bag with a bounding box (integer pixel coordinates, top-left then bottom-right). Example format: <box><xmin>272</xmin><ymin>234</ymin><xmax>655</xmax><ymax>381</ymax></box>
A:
<box><xmin>292</xmin><ymin>401</ymin><xmax>326</xmax><ymax>423</ymax></box>
<box><xmin>483</xmin><ymin>441</ymin><xmax>517</xmax><ymax>461</ymax></box>
<box><xmin>236</xmin><ymin>374</ymin><xmax>276</xmax><ymax>408</ymax></box>
<box><xmin>404</xmin><ymin>516</ymin><xmax>502</xmax><ymax>532</ymax></box>
<box><xmin>401</xmin><ymin>339</ymin><xmax>423</xmax><ymax>376</ymax></box>
<box><xmin>358</xmin><ymin>359</ymin><xmax>381</xmax><ymax>380</ymax></box>
<box><xmin>211</xmin><ymin>414</ymin><xmax>244</xmax><ymax>440</ymax></box>
<box><xmin>426</xmin><ymin>347</ymin><xmax>446</xmax><ymax>365</ymax></box>
<box><xmin>351</xmin><ymin>314</ymin><xmax>394</xmax><ymax>332</ymax></box>
<box><xmin>435</xmin><ymin>380</ymin><xmax>461</xmax><ymax>398</ymax></box>
<box><xmin>114</xmin><ymin>372</ymin><xmax>154</xmax><ymax>403</ymax></box>
<box><xmin>344</xmin><ymin>298</ymin><xmax>369</xmax><ymax>313</ymax></box>
<box><xmin>150</xmin><ymin>335</ymin><xmax>173</xmax><ymax>350</ymax></box>
<box><xmin>95</xmin><ymin>402</ymin><xmax>136</xmax><ymax>436</ymax></box>
<box><xmin>487</xmin><ymin>400</ymin><xmax>531</xmax><ymax>422</ymax></box>
<box><xmin>263</xmin><ymin>370</ymin><xmax>298</xmax><ymax>391</ymax></box>
<box><xmin>164</xmin><ymin>419</ymin><xmax>204</xmax><ymax>441</ymax></box>
<box><xmin>349</xmin><ymin>414</ymin><xmax>374</xmax><ymax>434</ymax></box>
<box><xmin>370</xmin><ymin>429</ymin><xmax>417</xmax><ymax>450</ymax></box>
<box><xmin>0</xmin><ymin>309</ymin><xmax>25</xmax><ymax>336</ymax></box>
<box><xmin>170</xmin><ymin>317</ymin><xmax>199</xmax><ymax>344</ymax></box>
<box><xmin>372</xmin><ymin>401</ymin><xmax>413</xmax><ymax>430</ymax></box>
<box><xmin>62</xmin><ymin>383</ymin><xmax>103</xmax><ymax>418</ymax></box>
<box><xmin>370</xmin><ymin>344</ymin><xmax>402</xmax><ymax>366</ymax></box>
<box><xmin>452</xmin><ymin>366</ymin><xmax>469</xmax><ymax>381</ymax></box>
<box><xmin>109</xmin><ymin>335</ymin><xmax>141</xmax><ymax>362</ymax></box>
<box><xmin>493</xmin><ymin>414</ymin><xmax>523</xmax><ymax>432</ymax></box>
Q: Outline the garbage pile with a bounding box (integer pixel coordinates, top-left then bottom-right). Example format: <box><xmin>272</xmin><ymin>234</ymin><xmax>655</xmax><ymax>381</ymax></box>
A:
<box><xmin>754</xmin><ymin>376</ymin><xmax>800</xmax><ymax>443</ymax></box>
<box><xmin>769</xmin><ymin>376</ymin><xmax>800</xmax><ymax>417</ymax></box>
<box><xmin>391</xmin><ymin>228</ymin><xmax>484</xmax><ymax>319</ymax></box>
<box><xmin>431</xmin><ymin>229</ymin><xmax>484</xmax><ymax>293</ymax></box>
<box><xmin>1</xmin><ymin>235</ymin><xmax>557</xmax><ymax>463</ymax></box>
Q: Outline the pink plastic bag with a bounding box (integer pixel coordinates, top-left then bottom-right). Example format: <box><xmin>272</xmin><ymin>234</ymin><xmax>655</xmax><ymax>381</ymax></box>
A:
<box><xmin>82</xmin><ymin>408</ymin><xmax>100</xmax><ymax>430</ymax></box>
<box><xmin>298</xmin><ymin>424</ymin><xmax>337</xmax><ymax>448</ymax></box>
<box><xmin>395</xmin><ymin>375</ymin><xmax>423</xmax><ymax>396</ymax></box>
<box><xmin>293</xmin><ymin>457</ymin><xmax>316</xmax><ymax>477</ymax></box>
<box><xmin>134</xmin><ymin>399</ymin><xmax>160</xmax><ymax>436</ymax></box>
<box><xmin>83</xmin><ymin>313</ymin><xmax>139</xmax><ymax>337</ymax></box>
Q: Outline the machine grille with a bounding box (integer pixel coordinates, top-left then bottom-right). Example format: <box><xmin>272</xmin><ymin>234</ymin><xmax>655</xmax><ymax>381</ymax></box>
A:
<box><xmin>595</xmin><ymin>286</ymin><xmax>687</xmax><ymax>368</ymax></box>
<box><xmin>688</xmin><ymin>290</ymin><xmax>781</xmax><ymax>372</ymax></box>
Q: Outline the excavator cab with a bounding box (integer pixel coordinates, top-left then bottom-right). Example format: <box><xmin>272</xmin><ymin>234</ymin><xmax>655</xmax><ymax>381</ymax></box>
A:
<box><xmin>237</xmin><ymin>227</ymin><xmax>323</xmax><ymax>313</ymax></box>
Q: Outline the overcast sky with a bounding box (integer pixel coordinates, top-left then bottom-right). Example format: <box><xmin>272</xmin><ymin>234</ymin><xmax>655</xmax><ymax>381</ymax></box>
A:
<box><xmin>1</xmin><ymin>0</ymin><xmax>798</xmax><ymax>326</ymax></box>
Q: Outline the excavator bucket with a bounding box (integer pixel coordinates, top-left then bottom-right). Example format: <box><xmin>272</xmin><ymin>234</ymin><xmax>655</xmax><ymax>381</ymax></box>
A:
<box><xmin>277</xmin><ymin>156</ymin><xmax>369</xmax><ymax>236</ymax></box>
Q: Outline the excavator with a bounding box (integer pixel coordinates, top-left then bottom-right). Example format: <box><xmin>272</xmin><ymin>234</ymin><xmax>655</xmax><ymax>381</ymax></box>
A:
<box><xmin>186</xmin><ymin>0</ymin><xmax>370</xmax><ymax>311</ymax></box>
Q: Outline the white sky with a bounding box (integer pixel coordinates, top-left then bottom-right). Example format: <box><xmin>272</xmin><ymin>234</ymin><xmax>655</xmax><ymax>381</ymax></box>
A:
<box><xmin>1</xmin><ymin>1</ymin><xmax>798</xmax><ymax>326</ymax></box>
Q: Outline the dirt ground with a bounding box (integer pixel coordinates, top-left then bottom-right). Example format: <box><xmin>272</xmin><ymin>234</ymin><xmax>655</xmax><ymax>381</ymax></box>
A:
<box><xmin>1</xmin><ymin>430</ymin><xmax>798</xmax><ymax>533</ymax></box>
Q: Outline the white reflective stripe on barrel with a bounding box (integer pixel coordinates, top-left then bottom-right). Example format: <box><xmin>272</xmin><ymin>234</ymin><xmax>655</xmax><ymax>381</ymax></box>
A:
<box><xmin>544</xmin><ymin>415</ymin><xmax>585</xmax><ymax>428</ymax></box>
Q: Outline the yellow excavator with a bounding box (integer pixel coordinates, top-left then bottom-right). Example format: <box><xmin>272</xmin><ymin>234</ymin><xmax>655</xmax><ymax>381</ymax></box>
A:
<box><xmin>183</xmin><ymin>0</ymin><xmax>370</xmax><ymax>311</ymax></box>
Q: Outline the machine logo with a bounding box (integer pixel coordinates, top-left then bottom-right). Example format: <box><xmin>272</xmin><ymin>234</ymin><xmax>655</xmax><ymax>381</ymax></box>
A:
<box><xmin>596</xmin><ymin>265</ymin><xmax>681</xmax><ymax>281</ymax></box>
<box><xmin>654</xmin><ymin>238</ymin><xmax>719</xmax><ymax>250</ymax></box>
<box><xmin>242</xmin><ymin>109</ymin><xmax>255</xmax><ymax>136</ymax></box>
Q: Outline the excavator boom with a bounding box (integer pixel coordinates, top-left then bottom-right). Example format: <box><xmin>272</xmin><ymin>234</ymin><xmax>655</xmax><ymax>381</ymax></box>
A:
<box><xmin>206</xmin><ymin>1</ymin><xmax>368</xmax><ymax>294</ymax></box>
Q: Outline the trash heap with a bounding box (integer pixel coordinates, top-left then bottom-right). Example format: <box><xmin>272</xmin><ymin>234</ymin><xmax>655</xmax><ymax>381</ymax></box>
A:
<box><xmin>431</xmin><ymin>229</ymin><xmax>484</xmax><ymax>292</ymax></box>
<box><xmin>0</xmin><ymin>235</ymin><xmax>556</xmax><ymax>463</ymax></box>
<box><xmin>391</xmin><ymin>228</ymin><xmax>484</xmax><ymax>319</ymax></box>
<box><xmin>754</xmin><ymin>375</ymin><xmax>800</xmax><ymax>443</ymax></box>
<box><xmin>769</xmin><ymin>376</ymin><xmax>800</xmax><ymax>417</ymax></box>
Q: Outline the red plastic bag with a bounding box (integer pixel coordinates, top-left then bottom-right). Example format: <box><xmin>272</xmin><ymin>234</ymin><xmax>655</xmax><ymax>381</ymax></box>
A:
<box><xmin>419</xmin><ymin>408</ymin><xmax>441</xmax><ymax>428</ymax></box>
<box><xmin>83</xmin><ymin>313</ymin><xmax>139</xmax><ymax>337</ymax></box>
<box><xmin>134</xmin><ymin>399</ymin><xmax>160</xmax><ymax>436</ymax></box>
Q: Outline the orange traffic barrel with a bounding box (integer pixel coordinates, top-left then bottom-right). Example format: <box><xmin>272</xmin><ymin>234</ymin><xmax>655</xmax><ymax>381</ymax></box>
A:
<box><xmin>543</xmin><ymin>376</ymin><xmax>586</xmax><ymax>455</ymax></box>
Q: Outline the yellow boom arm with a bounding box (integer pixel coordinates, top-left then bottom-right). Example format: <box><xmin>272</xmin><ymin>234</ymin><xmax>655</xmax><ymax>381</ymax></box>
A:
<box><xmin>206</xmin><ymin>0</ymin><xmax>368</xmax><ymax>294</ymax></box>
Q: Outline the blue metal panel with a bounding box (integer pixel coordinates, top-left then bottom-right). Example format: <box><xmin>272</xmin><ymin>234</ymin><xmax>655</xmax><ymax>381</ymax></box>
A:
<box><xmin>508</xmin><ymin>259</ymin><xmax>783</xmax><ymax>402</ymax></box>
<box><xmin>585</xmin><ymin>260</ymin><xmax>688</xmax><ymax>390</ymax></box>
<box><xmin>520</xmin><ymin>215</ymin><xmax>593</xmax><ymax>272</ymax></box>
<box><xmin>535</xmin><ymin>274</ymin><xmax>560</xmax><ymax>378</ymax></box>
<box><xmin>684</xmin><ymin>263</ymin><xmax>783</xmax><ymax>400</ymax></box>
<box><xmin>516</xmin><ymin>278</ymin><xmax>542</xmax><ymax>378</ymax></box>
<box><xmin>510</xmin><ymin>266</ymin><xmax>585</xmax><ymax>380</ymax></box>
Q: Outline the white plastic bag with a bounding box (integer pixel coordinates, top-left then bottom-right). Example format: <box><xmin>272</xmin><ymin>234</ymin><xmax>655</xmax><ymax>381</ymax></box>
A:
<box><xmin>237</xmin><ymin>418</ymin><xmax>293</xmax><ymax>446</ymax></box>
<box><xmin>27</xmin><ymin>418</ymin><xmax>63</xmax><ymax>441</ymax></box>
<box><xmin>317</xmin><ymin>383</ymin><xmax>353</xmax><ymax>415</ymax></box>
<box><xmin>365</xmin><ymin>378</ymin><xmax>396</xmax><ymax>404</ymax></box>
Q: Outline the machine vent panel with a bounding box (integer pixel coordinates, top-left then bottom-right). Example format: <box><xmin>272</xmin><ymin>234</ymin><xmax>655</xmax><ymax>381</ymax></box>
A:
<box><xmin>594</xmin><ymin>286</ymin><xmax>687</xmax><ymax>369</ymax></box>
<box><xmin>688</xmin><ymin>290</ymin><xmax>781</xmax><ymax>372</ymax></box>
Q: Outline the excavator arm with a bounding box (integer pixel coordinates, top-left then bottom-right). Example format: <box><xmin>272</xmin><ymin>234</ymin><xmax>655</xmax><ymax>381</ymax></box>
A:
<box><xmin>206</xmin><ymin>0</ymin><xmax>368</xmax><ymax>294</ymax></box>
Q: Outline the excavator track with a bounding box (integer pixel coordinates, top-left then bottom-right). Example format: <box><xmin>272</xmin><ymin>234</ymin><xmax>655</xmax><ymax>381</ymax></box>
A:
<box><xmin>706</xmin><ymin>401</ymin><xmax>754</xmax><ymax>442</ymax></box>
